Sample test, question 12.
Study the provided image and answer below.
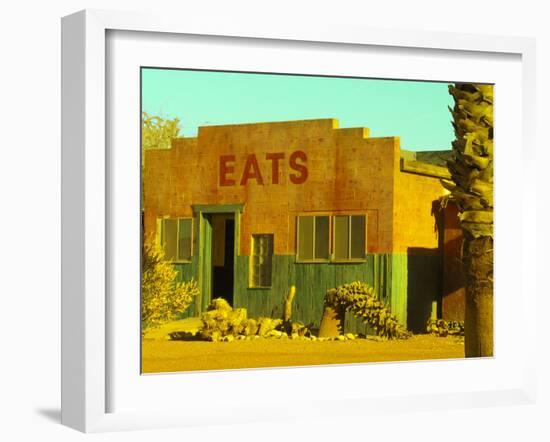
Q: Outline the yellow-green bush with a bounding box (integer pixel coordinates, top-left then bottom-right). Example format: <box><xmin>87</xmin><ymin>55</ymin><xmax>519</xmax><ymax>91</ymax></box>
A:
<box><xmin>199</xmin><ymin>298</ymin><xmax>257</xmax><ymax>341</ymax></box>
<box><xmin>141</xmin><ymin>112</ymin><xmax>180</xmax><ymax>151</ymax></box>
<box><xmin>257</xmin><ymin>317</ymin><xmax>283</xmax><ymax>337</ymax></box>
<box><xmin>141</xmin><ymin>240</ymin><xmax>199</xmax><ymax>331</ymax></box>
<box><xmin>198</xmin><ymin>299</ymin><xmax>291</xmax><ymax>341</ymax></box>
<box><xmin>426</xmin><ymin>318</ymin><xmax>464</xmax><ymax>337</ymax></box>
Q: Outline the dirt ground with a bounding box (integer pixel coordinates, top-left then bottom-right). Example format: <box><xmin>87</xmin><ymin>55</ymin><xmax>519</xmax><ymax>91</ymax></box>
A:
<box><xmin>141</xmin><ymin>319</ymin><xmax>464</xmax><ymax>373</ymax></box>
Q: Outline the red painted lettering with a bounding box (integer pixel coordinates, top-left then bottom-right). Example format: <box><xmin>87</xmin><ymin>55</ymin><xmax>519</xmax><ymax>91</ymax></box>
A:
<box><xmin>219</xmin><ymin>154</ymin><xmax>236</xmax><ymax>186</ymax></box>
<box><xmin>265</xmin><ymin>152</ymin><xmax>285</xmax><ymax>184</ymax></box>
<box><xmin>289</xmin><ymin>150</ymin><xmax>308</xmax><ymax>184</ymax></box>
<box><xmin>240</xmin><ymin>154</ymin><xmax>264</xmax><ymax>185</ymax></box>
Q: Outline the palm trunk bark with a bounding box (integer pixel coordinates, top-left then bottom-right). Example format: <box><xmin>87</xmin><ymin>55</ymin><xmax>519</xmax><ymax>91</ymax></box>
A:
<box><xmin>445</xmin><ymin>83</ymin><xmax>494</xmax><ymax>358</ymax></box>
<box><xmin>463</xmin><ymin>236</ymin><xmax>493</xmax><ymax>357</ymax></box>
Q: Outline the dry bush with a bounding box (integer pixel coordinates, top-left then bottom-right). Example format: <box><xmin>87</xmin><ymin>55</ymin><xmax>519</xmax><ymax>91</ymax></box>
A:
<box><xmin>257</xmin><ymin>317</ymin><xmax>283</xmax><ymax>337</ymax></box>
<box><xmin>141</xmin><ymin>240</ymin><xmax>199</xmax><ymax>331</ymax></box>
<box><xmin>200</xmin><ymin>298</ymin><xmax>258</xmax><ymax>341</ymax></box>
<box><xmin>426</xmin><ymin>318</ymin><xmax>464</xmax><ymax>337</ymax></box>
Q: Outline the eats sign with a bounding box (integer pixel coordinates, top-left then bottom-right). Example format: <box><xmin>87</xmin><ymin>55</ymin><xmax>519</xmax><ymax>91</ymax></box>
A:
<box><xmin>219</xmin><ymin>151</ymin><xmax>308</xmax><ymax>186</ymax></box>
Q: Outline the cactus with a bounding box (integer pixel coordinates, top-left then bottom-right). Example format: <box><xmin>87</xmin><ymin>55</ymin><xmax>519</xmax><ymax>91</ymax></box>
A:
<box><xmin>319</xmin><ymin>282</ymin><xmax>410</xmax><ymax>339</ymax></box>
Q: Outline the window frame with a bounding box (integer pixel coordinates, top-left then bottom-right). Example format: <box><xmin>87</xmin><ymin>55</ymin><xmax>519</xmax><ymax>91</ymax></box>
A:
<box><xmin>295</xmin><ymin>213</ymin><xmax>367</xmax><ymax>264</ymax></box>
<box><xmin>158</xmin><ymin>216</ymin><xmax>194</xmax><ymax>263</ymax></box>
<box><xmin>331</xmin><ymin>214</ymin><xmax>367</xmax><ymax>263</ymax></box>
<box><xmin>296</xmin><ymin>214</ymin><xmax>332</xmax><ymax>263</ymax></box>
<box><xmin>249</xmin><ymin>233</ymin><xmax>274</xmax><ymax>289</ymax></box>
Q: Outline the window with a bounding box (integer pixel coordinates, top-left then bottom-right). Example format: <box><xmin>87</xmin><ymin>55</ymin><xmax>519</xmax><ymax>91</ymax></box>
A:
<box><xmin>296</xmin><ymin>214</ymin><xmax>366</xmax><ymax>262</ymax></box>
<box><xmin>160</xmin><ymin>218</ymin><xmax>193</xmax><ymax>262</ymax></box>
<box><xmin>333</xmin><ymin>215</ymin><xmax>366</xmax><ymax>261</ymax></box>
<box><xmin>251</xmin><ymin>234</ymin><xmax>273</xmax><ymax>287</ymax></box>
<box><xmin>297</xmin><ymin>215</ymin><xmax>330</xmax><ymax>261</ymax></box>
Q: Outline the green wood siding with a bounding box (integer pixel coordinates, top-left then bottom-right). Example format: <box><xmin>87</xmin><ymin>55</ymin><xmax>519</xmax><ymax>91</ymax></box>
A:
<box><xmin>390</xmin><ymin>254</ymin><xmax>408</xmax><ymax>327</ymax></box>
<box><xmin>172</xmin><ymin>251</ymin><xmax>441</xmax><ymax>335</ymax></box>
<box><xmin>234</xmin><ymin>254</ymin><xmax>392</xmax><ymax>334</ymax></box>
<box><xmin>173</xmin><ymin>255</ymin><xmax>200</xmax><ymax>318</ymax></box>
<box><xmin>198</xmin><ymin>213</ymin><xmax>213</xmax><ymax>315</ymax></box>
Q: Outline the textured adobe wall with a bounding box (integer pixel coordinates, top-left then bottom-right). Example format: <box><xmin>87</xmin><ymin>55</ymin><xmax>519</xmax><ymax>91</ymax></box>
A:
<box><xmin>144</xmin><ymin>119</ymin><xmax>400</xmax><ymax>256</ymax></box>
<box><xmin>392</xmin><ymin>167</ymin><xmax>444</xmax><ymax>253</ymax></box>
<box><xmin>441</xmin><ymin>202</ymin><xmax>466</xmax><ymax>321</ymax></box>
<box><xmin>391</xmin><ymin>155</ymin><xmax>450</xmax><ymax>329</ymax></box>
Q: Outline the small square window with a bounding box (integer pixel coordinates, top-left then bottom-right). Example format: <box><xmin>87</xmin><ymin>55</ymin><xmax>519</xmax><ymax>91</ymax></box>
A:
<box><xmin>160</xmin><ymin>218</ymin><xmax>193</xmax><ymax>262</ymax></box>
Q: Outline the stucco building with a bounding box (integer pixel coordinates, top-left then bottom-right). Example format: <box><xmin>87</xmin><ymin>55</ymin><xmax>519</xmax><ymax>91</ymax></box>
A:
<box><xmin>143</xmin><ymin>118</ymin><xmax>464</xmax><ymax>333</ymax></box>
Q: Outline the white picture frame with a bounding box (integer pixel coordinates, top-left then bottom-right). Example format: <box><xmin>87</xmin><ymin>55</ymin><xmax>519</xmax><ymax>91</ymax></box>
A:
<box><xmin>61</xmin><ymin>9</ymin><xmax>537</xmax><ymax>433</ymax></box>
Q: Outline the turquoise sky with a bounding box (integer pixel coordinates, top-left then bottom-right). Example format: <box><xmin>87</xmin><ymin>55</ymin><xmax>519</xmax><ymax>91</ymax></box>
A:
<box><xmin>141</xmin><ymin>68</ymin><xmax>454</xmax><ymax>151</ymax></box>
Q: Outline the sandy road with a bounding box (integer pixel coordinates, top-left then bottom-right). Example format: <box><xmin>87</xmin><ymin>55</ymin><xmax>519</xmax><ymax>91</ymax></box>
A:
<box><xmin>142</xmin><ymin>334</ymin><xmax>464</xmax><ymax>373</ymax></box>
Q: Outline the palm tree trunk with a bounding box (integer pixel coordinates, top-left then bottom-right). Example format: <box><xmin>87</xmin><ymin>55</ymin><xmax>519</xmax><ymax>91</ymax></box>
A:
<box><xmin>463</xmin><ymin>236</ymin><xmax>493</xmax><ymax>357</ymax></box>
<box><xmin>444</xmin><ymin>83</ymin><xmax>494</xmax><ymax>358</ymax></box>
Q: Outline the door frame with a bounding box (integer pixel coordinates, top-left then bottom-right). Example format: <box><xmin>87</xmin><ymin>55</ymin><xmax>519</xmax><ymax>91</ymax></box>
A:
<box><xmin>192</xmin><ymin>203</ymin><xmax>244</xmax><ymax>314</ymax></box>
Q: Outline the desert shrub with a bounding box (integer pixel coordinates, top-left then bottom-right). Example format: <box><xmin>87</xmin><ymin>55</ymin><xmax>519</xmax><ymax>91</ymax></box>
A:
<box><xmin>141</xmin><ymin>240</ymin><xmax>199</xmax><ymax>330</ymax></box>
<box><xmin>257</xmin><ymin>317</ymin><xmax>283</xmax><ymax>337</ymax></box>
<box><xmin>197</xmin><ymin>297</ymin><xmax>320</xmax><ymax>341</ymax></box>
<box><xmin>426</xmin><ymin>318</ymin><xmax>464</xmax><ymax>337</ymax></box>
<box><xmin>199</xmin><ymin>299</ymin><xmax>293</xmax><ymax>341</ymax></box>
<box><xmin>242</xmin><ymin>318</ymin><xmax>258</xmax><ymax>336</ymax></box>
<box><xmin>207</xmin><ymin>298</ymin><xmax>232</xmax><ymax>312</ymax></box>
<box><xmin>290</xmin><ymin>321</ymin><xmax>312</xmax><ymax>337</ymax></box>
<box><xmin>199</xmin><ymin>298</ymin><xmax>254</xmax><ymax>341</ymax></box>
